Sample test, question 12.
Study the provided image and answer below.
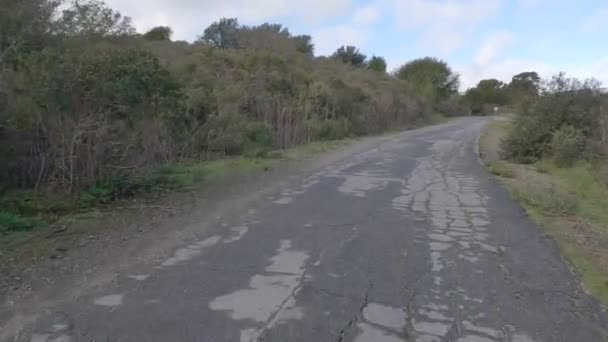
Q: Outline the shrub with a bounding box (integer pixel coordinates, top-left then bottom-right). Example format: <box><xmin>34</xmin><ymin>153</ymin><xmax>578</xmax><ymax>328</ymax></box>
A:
<box><xmin>502</xmin><ymin>73</ymin><xmax>602</xmax><ymax>164</ymax></box>
<box><xmin>0</xmin><ymin>211</ymin><xmax>38</xmax><ymax>232</ymax></box>
<box><xmin>500</xmin><ymin>115</ymin><xmax>547</xmax><ymax>163</ymax></box>
<box><xmin>243</xmin><ymin>122</ymin><xmax>274</xmax><ymax>158</ymax></box>
<box><xmin>549</xmin><ymin>126</ymin><xmax>585</xmax><ymax>167</ymax></box>
<box><xmin>306</xmin><ymin>118</ymin><xmax>353</xmax><ymax>141</ymax></box>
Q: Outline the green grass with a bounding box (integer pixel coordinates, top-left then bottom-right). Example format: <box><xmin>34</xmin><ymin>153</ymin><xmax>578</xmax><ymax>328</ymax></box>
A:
<box><xmin>509</xmin><ymin>178</ymin><xmax>577</xmax><ymax>216</ymax></box>
<box><xmin>486</xmin><ymin>160</ymin><xmax>515</xmax><ymax>178</ymax></box>
<box><xmin>0</xmin><ymin>211</ymin><xmax>39</xmax><ymax>232</ymax></box>
<box><xmin>551</xmin><ymin>164</ymin><xmax>608</xmax><ymax>226</ymax></box>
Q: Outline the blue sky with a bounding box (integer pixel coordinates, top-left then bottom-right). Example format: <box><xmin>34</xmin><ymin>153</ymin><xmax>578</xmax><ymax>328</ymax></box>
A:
<box><xmin>106</xmin><ymin>0</ymin><xmax>608</xmax><ymax>89</ymax></box>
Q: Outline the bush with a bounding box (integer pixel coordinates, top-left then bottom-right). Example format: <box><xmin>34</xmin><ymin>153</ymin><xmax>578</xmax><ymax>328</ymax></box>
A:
<box><xmin>549</xmin><ymin>126</ymin><xmax>585</xmax><ymax>167</ymax></box>
<box><xmin>502</xmin><ymin>73</ymin><xmax>602</xmax><ymax>164</ymax></box>
<box><xmin>306</xmin><ymin>118</ymin><xmax>353</xmax><ymax>141</ymax></box>
<box><xmin>79</xmin><ymin>174</ymin><xmax>136</xmax><ymax>208</ymax></box>
<box><xmin>243</xmin><ymin>122</ymin><xmax>274</xmax><ymax>158</ymax></box>
<box><xmin>0</xmin><ymin>211</ymin><xmax>38</xmax><ymax>232</ymax></box>
<box><xmin>501</xmin><ymin>115</ymin><xmax>547</xmax><ymax>163</ymax></box>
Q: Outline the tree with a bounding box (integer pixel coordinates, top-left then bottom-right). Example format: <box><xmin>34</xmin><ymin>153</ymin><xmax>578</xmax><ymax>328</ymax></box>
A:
<box><xmin>508</xmin><ymin>71</ymin><xmax>541</xmax><ymax>97</ymax></box>
<box><xmin>56</xmin><ymin>0</ymin><xmax>135</xmax><ymax>36</ymax></box>
<box><xmin>332</xmin><ymin>45</ymin><xmax>367</xmax><ymax>68</ymax></box>
<box><xmin>367</xmin><ymin>56</ymin><xmax>387</xmax><ymax>73</ymax></box>
<box><xmin>294</xmin><ymin>35</ymin><xmax>314</xmax><ymax>56</ymax></box>
<box><xmin>463</xmin><ymin>79</ymin><xmax>508</xmax><ymax>114</ymax></box>
<box><xmin>233</xmin><ymin>23</ymin><xmax>314</xmax><ymax>56</ymax></box>
<box><xmin>476</xmin><ymin>79</ymin><xmax>508</xmax><ymax>104</ymax></box>
<box><xmin>395</xmin><ymin>57</ymin><xmax>460</xmax><ymax>102</ymax></box>
<box><xmin>199</xmin><ymin>18</ymin><xmax>239</xmax><ymax>49</ymax></box>
<box><xmin>144</xmin><ymin>26</ymin><xmax>173</xmax><ymax>41</ymax></box>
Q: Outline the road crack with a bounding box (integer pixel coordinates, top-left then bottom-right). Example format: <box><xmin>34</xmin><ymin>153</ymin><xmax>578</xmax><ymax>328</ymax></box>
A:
<box><xmin>336</xmin><ymin>269</ymin><xmax>373</xmax><ymax>342</ymax></box>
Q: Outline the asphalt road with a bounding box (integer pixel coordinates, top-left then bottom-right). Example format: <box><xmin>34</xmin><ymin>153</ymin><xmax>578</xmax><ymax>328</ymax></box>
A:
<box><xmin>19</xmin><ymin>117</ymin><xmax>608</xmax><ymax>342</ymax></box>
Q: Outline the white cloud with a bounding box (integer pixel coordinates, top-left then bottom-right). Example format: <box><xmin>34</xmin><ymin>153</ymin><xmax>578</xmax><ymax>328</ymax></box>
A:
<box><xmin>352</xmin><ymin>4</ymin><xmax>382</xmax><ymax>26</ymax></box>
<box><xmin>312</xmin><ymin>25</ymin><xmax>370</xmax><ymax>56</ymax></box>
<box><xmin>474</xmin><ymin>31</ymin><xmax>515</xmax><ymax>66</ymax></box>
<box><xmin>104</xmin><ymin>0</ymin><xmax>353</xmax><ymax>41</ymax></box>
<box><xmin>392</xmin><ymin>0</ymin><xmax>502</xmax><ymax>54</ymax></box>
<box><xmin>582</xmin><ymin>7</ymin><xmax>608</xmax><ymax>33</ymax></box>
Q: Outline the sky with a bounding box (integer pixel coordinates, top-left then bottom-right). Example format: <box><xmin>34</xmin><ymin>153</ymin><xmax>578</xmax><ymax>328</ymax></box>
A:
<box><xmin>104</xmin><ymin>0</ymin><xmax>608</xmax><ymax>90</ymax></box>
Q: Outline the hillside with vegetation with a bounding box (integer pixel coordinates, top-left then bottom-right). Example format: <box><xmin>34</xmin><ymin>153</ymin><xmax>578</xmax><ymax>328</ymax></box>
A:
<box><xmin>0</xmin><ymin>0</ymin><xmax>466</xmax><ymax>234</ymax></box>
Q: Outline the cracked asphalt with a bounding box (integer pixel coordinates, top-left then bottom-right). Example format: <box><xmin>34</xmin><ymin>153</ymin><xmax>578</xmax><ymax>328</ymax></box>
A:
<box><xmin>17</xmin><ymin>117</ymin><xmax>608</xmax><ymax>342</ymax></box>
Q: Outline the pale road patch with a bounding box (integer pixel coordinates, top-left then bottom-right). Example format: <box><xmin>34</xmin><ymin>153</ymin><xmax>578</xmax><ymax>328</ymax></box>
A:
<box><xmin>208</xmin><ymin>240</ymin><xmax>310</xmax><ymax>342</ymax></box>
<box><xmin>223</xmin><ymin>225</ymin><xmax>249</xmax><ymax>244</ymax></box>
<box><xmin>93</xmin><ymin>294</ymin><xmax>123</xmax><ymax>307</ymax></box>
<box><xmin>160</xmin><ymin>235</ymin><xmax>221</xmax><ymax>267</ymax></box>
<box><xmin>127</xmin><ymin>274</ymin><xmax>149</xmax><ymax>281</ymax></box>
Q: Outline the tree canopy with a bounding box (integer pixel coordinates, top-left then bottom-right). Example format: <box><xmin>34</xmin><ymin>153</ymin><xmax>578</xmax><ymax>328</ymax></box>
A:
<box><xmin>199</xmin><ymin>18</ymin><xmax>239</xmax><ymax>49</ymax></box>
<box><xmin>144</xmin><ymin>26</ymin><xmax>173</xmax><ymax>41</ymax></box>
<box><xmin>367</xmin><ymin>56</ymin><xmax>387</xmax><ymax>73</ymax></box>
<box><xmin>331</xmin><ymin>45</ymin><xmax>367</xmax><ymax>68</ymax></box>
<box><xmin>57</xmin><ymin>0</ymin><xmax>135</xmax><ymax>36</ymax></box>
<box><xmin>509</xmin><ymin>71</ymin><xmax>541</xmax><ymax>98</ymax></box>
<box><xmin>395</xmin><ymin>57</ymin><xmax>460</xmax><ymax>102</ymax></box>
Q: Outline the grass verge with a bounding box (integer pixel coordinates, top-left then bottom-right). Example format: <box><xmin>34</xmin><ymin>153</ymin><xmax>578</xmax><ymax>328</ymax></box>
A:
<box><xmin>480</xmin><ymin>118</ymin><xmax>608</xmax><ymax>306</ymax></box>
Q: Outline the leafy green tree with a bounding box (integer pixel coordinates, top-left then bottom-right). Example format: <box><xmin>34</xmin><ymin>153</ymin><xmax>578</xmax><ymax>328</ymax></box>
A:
<box><xmin>464</xmin><ymin>79</ymin><xmax>508</xmax><ymax>114</ymax></box>
<box><xmin>199</xmin><ymin>18</ymin><xmax>239</xmax><ymax>49</ymax></box>
<box><xmin>294</xmin><ymin>35</ymin><xmax>314</xmax><ymax>56</ymax></box>
<box><xmin>144</xmin><ymin>26</ymin><xmax>173</xmax><ymax>41</ymax></box>
<box><xmin>56</xmin><ymin>0</ymin><xmax>135</xmax><ymax>36</ymax></box>
<box><xmin>395</xmin><ymin>57</ymin><xmax>460</xmax><ymax>102</ymax></box>
<box><xmin>508</xmin><ymin>71</ymin><xmax>541</xmax><ymax>97</ymax></box>
<box><xmin>332</xmin><ymin>45</ymin><xmax>367</xmax><ymax>68</ymax></box>
<box><xmin>367</xmin><ymin>56</ymin><xmax>387</xmax><ymax>73</ymax></box>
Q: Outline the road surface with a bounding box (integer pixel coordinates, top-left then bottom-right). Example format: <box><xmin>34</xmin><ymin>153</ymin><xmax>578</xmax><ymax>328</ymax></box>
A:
<box><xmin>16</xmin><ymin>117</ymin><xmax>608</xmax><ymax>341</ymax></box>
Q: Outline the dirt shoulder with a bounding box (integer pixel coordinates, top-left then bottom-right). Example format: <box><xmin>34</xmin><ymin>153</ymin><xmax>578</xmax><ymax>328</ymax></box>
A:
<box><xmin>479</xmin><ymin>117</ymin><xmax>608</xmax><ymax>306</ymax></box>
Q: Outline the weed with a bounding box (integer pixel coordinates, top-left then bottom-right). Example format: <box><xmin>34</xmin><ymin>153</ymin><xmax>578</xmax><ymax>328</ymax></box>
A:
<box><xmin>511</xmin><ymin>180</ymin><xmax>577</xmax><ymax>216</ymax></box>
<box><xmin>0</xmin><ymin>211</ymin><xmax>39</xmax><ymax>232</ymax></box>
<box><xmin>486</xmin><ymin>161</ymin><xmax>515</xmax><ymax>178</ymax></box>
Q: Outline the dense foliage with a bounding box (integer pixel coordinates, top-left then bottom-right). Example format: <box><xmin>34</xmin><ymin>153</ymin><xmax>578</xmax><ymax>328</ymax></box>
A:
<box><xmin>502</xmin><ymin>73</ymin><xmax>607</xmax><ymax>165</ymax></box>
<box><xmin>462</xmin><ymin>71</ymin><xmax>542</xmax><ymax>115</ymax></box>
<box><xmin>395</xmin><ymin>57</ymin><xmax>460</xmax><ymax>105</ymax></box>
<box><xmin>0</xmin><ymin>0</ymin><xmax>448</xmax><ymax>209</ymax></box>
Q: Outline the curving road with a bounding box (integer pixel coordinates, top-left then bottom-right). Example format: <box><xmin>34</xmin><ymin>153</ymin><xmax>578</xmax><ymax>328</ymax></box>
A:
<box><xmin>19</xmin><ymin>117</ymin><xmax>608</xmax><ymax>342</ymax></box>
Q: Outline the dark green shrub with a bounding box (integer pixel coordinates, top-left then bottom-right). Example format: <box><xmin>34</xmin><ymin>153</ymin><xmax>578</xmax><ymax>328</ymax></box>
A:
<box><xmin>549</xmin><ymin>126</ymin><xmax>585</xmax><ymax>167</ymax></box>
<box><xmin>502</xmin><ymin>73</ymin><xmax>602</xmax><ymax>164</ymax></box>
<box><xmin>0</xmin><ymin>211</ymin><xmax>38</xmax><ymax>232</ymax></box>
<box><xmin>243</xmin><ymin>122</ymin><xmax>274</xmax><ymax>157</ymax></box>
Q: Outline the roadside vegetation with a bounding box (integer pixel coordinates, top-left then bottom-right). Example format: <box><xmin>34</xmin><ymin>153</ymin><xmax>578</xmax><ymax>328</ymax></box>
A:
<box><xmin>479</xmin><ymin>74</ymin><xmax>608</xmax><ymax>305</ymax></box>
<box><xmin>1</xmin><ymin>1</ymin><xmax>462</xmax><ymax>241</ymax></box>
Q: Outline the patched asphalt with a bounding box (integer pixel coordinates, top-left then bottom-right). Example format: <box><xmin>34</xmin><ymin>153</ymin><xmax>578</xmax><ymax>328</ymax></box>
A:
<box><xmin>16</xmin><ymin>117</ymin><xmax>608</xmax><ymax>342</ymax></box>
